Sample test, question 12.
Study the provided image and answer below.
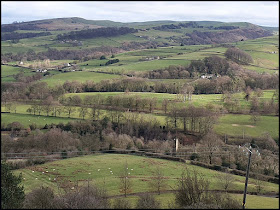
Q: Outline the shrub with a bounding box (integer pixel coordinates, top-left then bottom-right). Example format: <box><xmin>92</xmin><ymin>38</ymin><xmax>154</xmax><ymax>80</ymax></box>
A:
<box><xmin>29</xmin><ymin>123</ymin><xmax>37</xmax><ymax>130</ymax></box>
<box><xmin>23</xmin><ymin>186</ymin><xmax>57</xmax><ymax>209</ymax></box>
<box><xmin>175</xmin><ymin>169</ymin><xmax>209</xmax><ymax>207</ymax></box>
<box><xmin>135</xmin><ymin>193</ymin><xmax>161</xmax><ymax>209</ymax></box>
<box><xmin>190</xmin><ymin>153</ymin><xmax>199</xmax><ymax>160</ymax></box>
<box><xmin>61</xmin><ymin>150</ymin><xmax>68</xmax><ymax>159</ymax></box>
<box><xmin>112</xmin><ymin>198</ymin><xmax>132</xmax><ymax>209</ymax></box>
<box><xmin>174</xmin><ymin>168</ymin><xmax>241</xmax><ymax>209</ymax></box>
<box><xmin>61</xmin><ymin>185</ymin><xmax>109</xmax><ymax>209</ymax></box>
<box><xmin>100</xmin><ymin>55</ymin><xmax>106</xmax><ymax>60</ymax></box>
<box><xmin>213</xmin><ymin>165</ymin><xmax>222</xmax><ymax>171</ymax></box>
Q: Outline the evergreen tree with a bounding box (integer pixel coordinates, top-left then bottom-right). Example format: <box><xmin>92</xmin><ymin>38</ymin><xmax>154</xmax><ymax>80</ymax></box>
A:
<box><xmin>1</xmin><ymin>161</ymin><xmax>25</xmax><ymax>209</ymax></box>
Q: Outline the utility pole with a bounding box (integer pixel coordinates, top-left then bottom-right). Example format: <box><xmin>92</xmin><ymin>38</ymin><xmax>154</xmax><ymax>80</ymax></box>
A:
<box><xmin>239</xmin><ymin>144</ymin><xmax>260</xmax><ymax>209</ymax></box>
<box><xmin>242</xmin><ymin>150</ymin><xmax>251</xmax><ymax>209</ymax></box>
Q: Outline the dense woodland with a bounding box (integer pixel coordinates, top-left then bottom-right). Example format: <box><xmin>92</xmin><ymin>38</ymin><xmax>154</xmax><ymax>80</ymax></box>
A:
<box><xmin>182</xmin><ymin>28</ymin><xmax>272</xmax><ymax>45</ymax></box>
<box><xmin>1</xmin><ymin>22</ymin><xmax>44</xmax><ymax>32</ymax></box>
<box><xmin>153</xmin><ymin>22</ymin><xmax>203</xmax><ymax>30</ymax></box>
<box><xmin>1</xmin><ymin>32</ymin><xmax>52</xmax><ymax>41</ymax></box>
<box><xmin>56</xmin><ymin>27</ymin><xmax>138</xmax><ymax>40</ymax></box>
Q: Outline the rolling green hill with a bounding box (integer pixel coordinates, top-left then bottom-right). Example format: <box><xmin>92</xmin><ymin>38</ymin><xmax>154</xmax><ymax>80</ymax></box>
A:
<box><xmin>13</xmin><ymin>154</ymin><xmax>279</xmax><ymax>208</ymax></box>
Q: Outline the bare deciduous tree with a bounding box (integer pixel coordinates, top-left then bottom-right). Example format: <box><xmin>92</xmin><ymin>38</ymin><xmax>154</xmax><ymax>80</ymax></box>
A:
<box><xmin>200</xmin><ymin>131</ymin><xmax>224</xmax><ymax>165</ymax></box>
<box><xmin>119</xmin><ymin>161</ymin><xmax>133</xmax><ymax>197</ymax></box>
<box><xmin>162</xmin><ymin>98</ymin><xmax>169</xmax><ymax>114</ymax></box>
<box><xmin>64</xmin><ymin>106</ymin><xmax>76</xmax><ymax>118</ymax></box>
<box><xmin>216</xmin><ymin>171</ymin><xmax>235</xmax><ymax>191</ymax></box>
<box><xmin>250</xmin><ymin>112</ymin><xmax>261</xmax><ymax>125</ymax></box>
<box><xmin>149</xmin><ymin>166</ymin><xmax>167</xmax><ymax>195</ymax></box>
<box><xmin>79</xmin><ymin>106</ymin><xmax>88</xmax><ymax>120</ymax></box>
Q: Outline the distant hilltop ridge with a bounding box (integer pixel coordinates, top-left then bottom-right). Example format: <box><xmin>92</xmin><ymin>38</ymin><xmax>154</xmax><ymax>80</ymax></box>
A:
<box><xmin>1</xmin><ymin>17</ymin><xmax>278</xmax><ymax>31</ymax></box>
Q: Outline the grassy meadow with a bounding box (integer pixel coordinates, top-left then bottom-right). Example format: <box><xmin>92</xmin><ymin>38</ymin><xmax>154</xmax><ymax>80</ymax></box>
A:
<box><xmin>214</xmin><ymin>114</ymin><xmax>279</xmax><ymax>140</ymax></box>
<box><xmin>1</xmin><ymin>65</ymin><xmax>37</xmax><ymax>82</ymax></box>
<box><xmin>1</xmin><ymin>113</ymin><xmax>76</xmax><ymax>128</ymax></box>
<box><xmin>13</xmin><ymin>154</ymin><xmax>279</xmax><ymax>208</ymax></box>
<box><xmin>64</xmin><ymin>89</ymin><xmax>277</xmax><ymax>109</ymax></box>
<box><xmin>1</xmin><ymin>65</ymin><xmax>25</xmax><ymax>77</ymax></box>
<box><xmin>41</xmin><ymin>71</ymin><xmax>121</xmax><ymax>87</ymax></box>
<box><xmin>235</xmin><ymin>35</ymin><xmax>279</xmax><ymax>72</ymax></box>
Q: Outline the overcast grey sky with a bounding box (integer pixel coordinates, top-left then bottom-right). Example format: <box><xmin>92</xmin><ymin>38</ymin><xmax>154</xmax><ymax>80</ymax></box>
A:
<box><xmin>1</xmin><ymin>1</ymin><xmax>279</xmax><ymax>27</ymax></box>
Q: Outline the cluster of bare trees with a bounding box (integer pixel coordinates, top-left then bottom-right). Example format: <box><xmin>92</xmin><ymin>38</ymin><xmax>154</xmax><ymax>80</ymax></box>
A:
<box><xmin>105</xmin><ymin>95</ymin><xmax>158</xmax><ymax>113</ymax></box>
<box><xmin>166</xmin><ymin>105</ymin><xmax>219</xmax><ymax>135</ymax></box>
<box><xmin>221</xmin><ymin>88</ymin><xmax>279</xmax><ymax>115</ymax></box>
<box><xmin>144</xmin><ymin>65</ymin><xmax>190</xmax><ymax>79</ymax></box>
<box><xmin>23</xmin><ymin>185</ymin><xmax>109</xmax><ymax>209</ymax></box>
<box><xmin>225</xmin><ymin>47</ymin><xmax>253</xmax><ymax>64</ymax></box>
<box><xmin>13</xmin><ymin>72</ymin><xmax>43</xmax><ymax>83</ymax></box>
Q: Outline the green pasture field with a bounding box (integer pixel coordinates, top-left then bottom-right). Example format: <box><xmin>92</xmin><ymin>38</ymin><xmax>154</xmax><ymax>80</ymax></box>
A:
<box><xmin>1</xmin><ymin>77</ymin><xmax>17</xmax><ymax>82</ymax></box>
<box><xmin>79</xmin><ymin>59</ymin><xmax>112</xmax><ymax>70</ymax></box>
<box><xmin>61</xmin><ymin>90</ymin><xmax>277</xmax><ymax>121</ymax></box>
<box><xmin>48</xmin><ymin>34</ymin><xmax>146</xmax><ymax>50</ymax></box>
<box><xmin>233</xmin><ymin>35</ymin><xmax>279</xmax><ymax>70</ymax></box>
<box><xmin>150</xmin><ymin>113</ymin><xmax>279</xmax><ymax>141</ymax></box>
<box><xmin>103</xmin><ymin>34</ymin><xmax>147</xmax><ymax>43</ymax></box>
<box><xmin>244</xmin><ymin>65</ymin><xmax>278</xmax><ymax>74</ymax></box>
<box><xmin>76</xmin><ymin>46</ymin><xmax>212</xmax><ymax>73</ymax></box>
<box><xmin>169</xmin><ymin>48</ymin><xmax>226</xmax><ymax>60</ymax></box>
<box><xmin>1</xmin><ymin>113</ymin><xmax>76</xmax><ymax>128</ymax></box>
<box><xmin>1</xmin><ymin>42</ymin><xmax>47</xmax><ymax>54</ymax></box>
<box><xmin>229</xmin><ymin>194</ymin><xmax>279</xmax><ymax>209</ymax></box>
<box><xmin>76</xmin><ymin>44</ymin><xmax>229</xmax><ymax>74</ymax></box>
<box><xmin>91</xmin><ymin>59</ymin><xmax>191</xmax><ymax>74</ymax></box>
<box><xmin>1</xmin><ymin>104</ymin><xmax>156</xmax><ymax>127</ymax></box>
<box><xmin>48</xmin><ymin>60</ymin><xmax>76</xmax><ymax>66</ymax></box>
<box><xmin>214</xmin><ymin>114</ymin><xmax>279</xmax><ymax>140</ymax></box>
<box><xmin>64</xmin><ymin>90</ymin><xmax>276</xmax><ymax>109</ymax></box>
<box><xmin>1</xmin><ymin>65</ymin><xmax>25</xmax><ymax>77</ymax></box>
<box><xmin>1</xmin><ymin>65</ymin><xmax>37</xmax><ymax>82</ymax></box>
<box><xmin>249</xmin><ymin>51</ymin><xmax>279</xmax><ymax>70</ymax></box>
<box><xmin>235</xmin><ymin>35</ymin><xmax>279</xmax><ymax>48</ymax></box>
<box><xmin>13</xmin><ymin>154</ymin><xmax>279</xmax><ymax>208</ymax></box>
<box><xmin>77</xmin><ymin>45</ymin><xmax>213</xmax><ymax>71</ymax></box>
<box><xmin>41</xmin><ymin>71</ymin><xmax>121</xmax><ymax>87</ymax></box>
<box><xmin>6</xmin><ymin>60</ymin><xmax>77</xmax><ymax>68</ymax></box>
<box><xmin>1</xmin><ymin>34</ymin><xmax>55</xmax><ymax>54</ymax></box>
<box><xmin>65</xmin><ymin>92</ymin><xmax>178</xmax><ymax>102</ymax></box>
<box><xmin>238</xmin><ymin>42</ymin><xmax>278</xmax><ymax>53</ymax></box>
<box><xmin>122</xmin><ymin>45</ymin><xmax>211</xmax><ymax>57</ymax></box>
<box><xmin>77</xmin><ymin>37</ymin><xmax>278</xmax><ymax>74</ymax></box>
<box><xmin>134</xmin><ymin>28</ymin><xmax>183</xmax><ymax>38</ymax></box>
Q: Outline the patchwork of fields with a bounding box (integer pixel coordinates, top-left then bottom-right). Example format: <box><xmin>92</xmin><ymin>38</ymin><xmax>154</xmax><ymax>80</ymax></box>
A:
<box><xmin>1</xmin><ymin>19</ymin><xmax>279</xmax><ymax>209</ymax></box>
